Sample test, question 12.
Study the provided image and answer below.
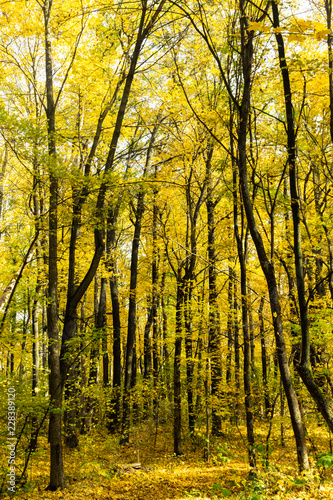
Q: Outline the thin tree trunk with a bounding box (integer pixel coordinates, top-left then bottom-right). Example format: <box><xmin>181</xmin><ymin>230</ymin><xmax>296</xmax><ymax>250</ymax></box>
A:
<box><xmin>79</xmin><ymin>298</ymin><xmax>88</xmax><ymax>434</ymax></box>
<box><xmin>226</xmin><ymin>266</ymin><xmax>233</xmax><ymax>385</ymax></box>
<box><xmin>233</xmin><ymin>272</ymin><xmax>240</xmax><ymax>422</ymax></box>
<box><xmin>161</xmin><ymin>269</ymin><xmax>171</xmax><ymax>398</ymax></box>
<box><xmin>174</xmin><ymin>273</ymin><xmax>184</xmax><ymax>456</ymax></box>
<box><xmin>232</xmin><ymin>118</ymin><xmax>256</xmax><ymax>472</ymax></box>
<box><xmin>99</xmin><ymin>278</ymin><xmax>109</xmax><ymax>387</ymax></box>
<box><xmin>143</xmin><ymin>305</ymin><xmax>153</xmax><ymax>380</ymax></box>
<box><xmin>259</xmin><ymin>297</ymin><xmax>270</xmax><ymax>418</ymax></box>
<box><xmin>152</xmin><ymin>189</ymin><xmax>159</xmax><ymax>418</ymax></box>
<box><xmin>206</xmin><ymin>143</ymin><xmax>222</xmax><ymax>435</ymax></box>
<box><xmin>106</xmin><ymin>209</ymin><xmax>122</xmax><ymax>433</ymax></box>
<box><xmin>121</xmin><ymin>124</ymin><xmax>159</xmax><ymax>443</ymax></box>
<box><xmin>184</xmin><ymin>282</ymin><xmax>195</xmax><ymax>435</ymax></box>
<box><xmin>30</xmin><ymin>296</ymin><xmax>40</xmax><ymax>451</ymax></box>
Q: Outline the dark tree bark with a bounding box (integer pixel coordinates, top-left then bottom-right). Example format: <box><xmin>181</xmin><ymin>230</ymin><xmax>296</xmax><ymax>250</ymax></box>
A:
<box><xmin>0</xmin><ymin>233</ymin><xmax>39</xmax><ymax>331</ymax></box>
<box><xmin>226</xmin><ymin>266</ymin><xmax>233</xmax><ymax>385</ymax></box>
<box><xmin>174</xmin><ymin>270</ymin><xmax>184</xmax><ymax>456</ymax></box>
<box><xmin>272</xmin><ymin>0</ymin><xmax>333</xmax><ymax>434</ymax></box>
<box><xmin>234</xmin><ymin>2</ymin><xmax>309</xmax><ymax>470</ymax></box>
<box><xmin>161</xmin><ymin>268</ymin><xmax>171</xmax><ymax>397</ymax></box>
<box><xmin>176</xmin><ymin>0</ymin><xmax>309</xmax><ymax>470</ymax></box>
<box><xmin>79</xmin><ymin>298</ymin><xmax>88</xmax><ymax>434</ymax></box>
<box><xmin>106</xmin><ymin>208</ymin><xmax>122</xmax><ymax>433</ymax></box>
<box><xmin>231</xmin><ymin>108</ymin><xmax>256</xmax><ymax>472</ymax></box>
<box><xmin>259</xmin><ymin>297</ymin><xmax>270</xmax><ymax>418</ymax></box>
<box><xmin>184</xmin><ymin>279</ymin><xmax>195</xmax><ymax>435</ymax></box>
<box><xmin>170</xmin><ymin>168</ymin><xmax>207</xmax><ymax>450</ymax></box>
<box><xmin>18</xmin><ymin>303</ymin><xmax>29</xmax><ymax>380</ymax></box>
<box><xmin>43</xmin><ymin>4</ymin><xmax>167</xmax><ymax>485</ymax></box>
<box><xmin>205</xmin><ymin>142</ymin><xmax>222</xmax><ymax>435</ymax></box>
<box><xmin>59</xmin><ymin>0</ymin><xmax>167</xmax><ymax>391</ymax></box>
<box><xmin>85</xmin><ymin>277</ymin><xmax>100</xmax><ymax>432</ymax></box>
<box><xmin>64</xmin><ymin>362</ymin><xmax>79</xmax><ymax>448</ymax></box>
<box><xmin>151</xmin><ymin>188</ymin><xmax>159</xmax><ymax>418</ymax></box>
<box><xmin>143</xmin><ymin>305</ymin><xmax>153</xmax><ymax>380</ymax></box>
<box><xmin>121</xmin><ymin>122</ymin><xmax>159</xmax><ymax>443</ymax></box>
<box><xmin>30</xmin><ymin>111</ymin><xmax>44</xmax><ymax>451</ymax></box>
<box><xmin>248</xmin><ymin>293</ymin><xmax>255</xmax><ymax>368</ymax></box>
<box><xmin>233</xmin><ymin>271</ymin><xmax>240</xmax><ymax>422</ymax></box>
<box><xmin>43</xmin><ymin>0</ymin><xmax>66</xmax><ymax>489</ymax></box>
<box><xmin>99</xmin><ymin>278</ymin><xmax>109</xmax><ymax>387</ymax></box>
<box><xmin>184</xmin><ymin>165</ymin><xmax>207</xmax><ymax>436</ymax></box>
<box><xmin>30</xmin><ymin>295</ymin><xmax>39</xmax><ymax>451</ymax></box>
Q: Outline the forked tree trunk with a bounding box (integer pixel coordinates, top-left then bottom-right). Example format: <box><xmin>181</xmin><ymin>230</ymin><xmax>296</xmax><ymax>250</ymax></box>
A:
<box><xmin>236</xmin><ymin>3</ymin><xmax>309</xmax><ymax>470</ymax></box>
<box><xmin>121</xmin><ymin>124</ymin><xmax>159</xmax><ymax>443</ymax></box>
<box><xmin>272</xmin><ymin>0</ymin><xmax>333</xmax><ymax>434</ymax></box>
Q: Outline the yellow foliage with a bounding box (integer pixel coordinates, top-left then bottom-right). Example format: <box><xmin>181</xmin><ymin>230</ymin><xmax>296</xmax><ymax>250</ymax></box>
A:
<box><xmin>288</xmin><ymin>33</ymin><xmax>306</xmax><ymax>43</ymax></box>
<box><xmin>315</xmin><ymin>29</ymin><xmax>331</xmax><ymax>41</ymax></box>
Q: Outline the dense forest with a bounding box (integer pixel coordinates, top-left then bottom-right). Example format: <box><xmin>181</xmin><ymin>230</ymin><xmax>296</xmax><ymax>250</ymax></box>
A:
<box><xmin>1</xmin><ymin>0</ymin><xmax>333</xmax><ymax>498</ymax></box>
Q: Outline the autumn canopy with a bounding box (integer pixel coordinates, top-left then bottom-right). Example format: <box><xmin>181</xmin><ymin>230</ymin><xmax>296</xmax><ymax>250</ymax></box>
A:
<box><xmin>1</xmin><ymin>0</ymin><xmax>333</xmax><ymax>498</ymax></box>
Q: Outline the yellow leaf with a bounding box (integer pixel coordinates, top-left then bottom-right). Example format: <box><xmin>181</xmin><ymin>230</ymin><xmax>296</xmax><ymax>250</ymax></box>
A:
<box><xmin>296</xmin><ymin>19</ymin><xmax>314</xmax><ymax>31</ymax></box>
<box><xmin>248</xmin><ymin>21</ymin><xmax>265</xmax><ymax>32</ymax></box>
<box><xmin>288</xmin><ymin>33</ymin><xmax>306</xmax><ymax>43</ymax></box>
<box><xmin>261</xmin><ymin>25</ymin><xmax>271</xmax><ymax>33</ymax></box>
<box><xmin>315</xmin><ymin>29</ymin><xmax>331</xmax><ymax>41</ymax></box>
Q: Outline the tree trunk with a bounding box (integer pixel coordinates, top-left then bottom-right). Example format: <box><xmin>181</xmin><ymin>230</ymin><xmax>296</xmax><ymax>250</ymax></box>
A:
<box><xmin>259</xmin><ymin>297</ymin><xmax>270</xmax><ymax>418</ymax></box>
<box><xmin>272</xmin><ymin>0</ymin><xmax>333</xmax><ymax>434</ymax></box>
<box><xmin>184</xmin><ymin>282</ymin><xmax>194</xmax><ymax>435</ymax></box>
<box><xmin>174</xmin><ymin>273</ymin><xmax>184</xmax><ymax>456</ymax></box>
<box><xmin>233</xmin><ymin>272</ymin><xmax>240</xmax><ymax>422</ymax></box>
<box><xmin>79</xmin><ymin>298</ymin><xmax>88</xmax><ymax>434</ymax></box>
<box><xmin>121</xmin><ymin>124</ymin><xmax>158</xmax><ymax>443</ymax></box>
<box><xmin>161</xmin><ymin>269</ymin><xmax>171</xmax><ymax>398</ymax></box>
<box><xmin>232</xmin><ymin>117</ymin><xmax>256</xmax><ymax>472</ymax></box>
<box><xmin>143</xmin><ymin>305</ymin><xmax>153</xmax><ymax>380</ymax></box>
<box><xmin>152</xmin><ymin>190</ymin><xmax>159</xmax><ymax>418</ymax></box>
<box><xmin>206</xmin><ymin>143</ymin><xmax>222</xmax><ymax>435</ymax></box>
<box><xmin>43</xmin><ymin>0</ymin><xmax>66</xmax><ymax>489</ymax></box>
<box><xmin>99</xmin><ymin>278</ymin><xmax>109</xmax><ymax>387</ymax></box>
<box><xmin>107</xmin><ymin>209</ymin><xmax>122</xmax><ymax>433</ymax></box>
<box><xmin>226</xmin><ymin>266</ymin><xmax>233</xmax><ymax>386</ymax></box>
<box><xmin>235</xmin><ymin>2</ymin><xmax>309</xmax><ymax>471</ymax></box>
<box><xmin>30</xmin><ymin>296</ymin><xmax>39</xmax><ymax>451</ymax></box>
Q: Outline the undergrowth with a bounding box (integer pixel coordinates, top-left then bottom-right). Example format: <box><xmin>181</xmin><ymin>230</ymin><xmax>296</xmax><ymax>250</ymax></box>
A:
<box><xmin>1</xmin><ymin>418</ymin><xmax>333</xmax><ymax>499</ymax></box>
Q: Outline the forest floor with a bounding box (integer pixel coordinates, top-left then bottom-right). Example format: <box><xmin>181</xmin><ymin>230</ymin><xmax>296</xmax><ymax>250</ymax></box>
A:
<box><xmin>2</xmin><ymin>418</ymin><xmax>333</xmax><ymax>499</ymax></box>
